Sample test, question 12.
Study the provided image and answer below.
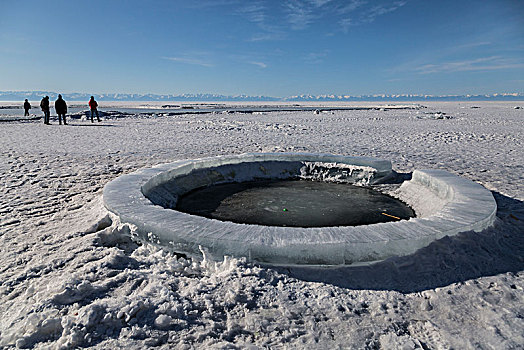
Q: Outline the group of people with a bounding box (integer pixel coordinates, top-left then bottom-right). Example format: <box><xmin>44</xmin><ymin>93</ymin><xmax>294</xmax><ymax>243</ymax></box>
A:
<box><xmin>26</xmin><ymin>96</ymin><xmax>101</xmax><ymax>125</ymax></box>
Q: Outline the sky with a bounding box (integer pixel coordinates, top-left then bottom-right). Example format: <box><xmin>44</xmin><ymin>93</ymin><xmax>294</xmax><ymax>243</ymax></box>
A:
<box><xmin>0</xmin><ymin>0</ymin><xmax>523</xmax><ymax>97</ymax></box>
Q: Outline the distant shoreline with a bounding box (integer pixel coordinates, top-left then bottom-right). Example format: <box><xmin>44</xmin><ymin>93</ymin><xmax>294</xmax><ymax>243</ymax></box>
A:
<box><xmin>1</xmin><ymin>91</ymin><xmax>523</xmax><ymax>103</ymax></box>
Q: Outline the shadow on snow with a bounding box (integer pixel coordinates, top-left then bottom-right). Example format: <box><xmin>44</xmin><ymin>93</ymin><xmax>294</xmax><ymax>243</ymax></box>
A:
<box><xmin>271</xmin><ymin>191</ymin><xmax>524</xmax><ymax>293</ymax></box>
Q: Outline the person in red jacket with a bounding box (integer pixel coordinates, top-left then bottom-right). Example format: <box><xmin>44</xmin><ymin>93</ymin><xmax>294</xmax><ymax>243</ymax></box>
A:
<box><xmin>88</xmin><ymin>96</ymin><xmax>100</xmax><ymax>122</ymax></box>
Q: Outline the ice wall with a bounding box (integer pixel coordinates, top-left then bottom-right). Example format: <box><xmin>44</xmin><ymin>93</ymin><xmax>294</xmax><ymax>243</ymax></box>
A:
<box><xmin>299</xmin><ymin>162</ymin><xmax>378</xmax><ymax>185</ymax></box>
<box><xmin>141</xmin><ymin>153</ymin><xmax>392</xmax><ymax>208</ymax></box>
<box><xmin>103</xmin><ymin>154</ymin><xmax>496</xmax><ymax>265</ymax></box>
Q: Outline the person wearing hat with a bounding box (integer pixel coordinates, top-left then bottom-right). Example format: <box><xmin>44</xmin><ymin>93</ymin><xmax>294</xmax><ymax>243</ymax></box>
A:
<box><xmin>55</xmin><ymin>94</ymin><xmax>68</xmax><ymax>125</ymax></box>
<box><xmin>40</xmin><ymin>96</ymin><xmax>50</xmax><ymax>124</ymax></box>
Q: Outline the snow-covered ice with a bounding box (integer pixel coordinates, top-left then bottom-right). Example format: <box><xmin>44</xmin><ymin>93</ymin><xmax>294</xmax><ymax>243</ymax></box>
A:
<box><xmin>0</xmin><ymin>102</ymin><xmax>523</xmax><ymax>348</ymax></box>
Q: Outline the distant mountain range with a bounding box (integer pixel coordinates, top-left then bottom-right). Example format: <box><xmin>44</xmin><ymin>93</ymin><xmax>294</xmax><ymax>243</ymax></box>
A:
<box><xmin>284</xmin><ymin>93</ymin><xmax>524</xmax><ymax>102</ymax></box>
<box><xmin>0</xmin><ymin>92</ymin><xmax>281</xmax><ymax>102</ymax></box>
<box><xmin>0</xmin><ymin>91</ymin><xmax>522</xmax><ymax>102</ymax></box>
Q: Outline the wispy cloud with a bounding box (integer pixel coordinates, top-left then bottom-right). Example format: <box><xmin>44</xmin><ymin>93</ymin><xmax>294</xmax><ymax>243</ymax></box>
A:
<box><xmin>304</xmin><ymin>51</ymin><xmax>329</xmax><ymax>64</ymax></box>
<box><xmin>184</xmin><ymin>0</ymin><xmax>241</xmax><ymax>9</ymax></box>
<box><xmin>238</xmin><ymin>2</ymin><xmax>286</xmax><ymax>41</ymax></box>
<box><xmin>282</xmin><ymin>0</ymin><xmax>406</xmax><ymax>33</ymax></box>
<box><xmin>335</xmin><ymin>0</ymin><xmax>367</xmax><ymax>32</ymax></box>
<box><xmin>338</xmin><ymin>0</ymin><xmax>406</xmax><ymax>31</ymax></box>
<box><xmin>452</xmin><ymin>42</ymin><xmax>492</xmax><ymax>50</ymax></box>
<box><xmin>415</xmin><ymin>56</ymin><xmax>524</xmax><ymax>74</ymax></box>
<box><xmin>337</xmin><ymin>0</ymin><xmax>367</xmax><ymax>14</ymax></box>
<box><xmin>308</xmin><ymin>0</ymin><xmax>332</xmax><ymax>7</ymax></box>
<box><xmin>228</xmin><ymin>53</ymin><xmax>269</xmax><ymax>69</ymax></box>
<box><xmin>238</xmin><ymin>3</ymin><xmax>266</xmax><ymax>24</ymax></box>
<box><xmin>338</xmin><ymin>18</ymin><xmax>355</xmax><ymax>33</ymax></box>
<box><xmin>363</xmin><ymin>1</ymin><xmax>407</xmax><ymax>23</ymax></box>
<box><xmin>248</xmin><ymin>32</ymin><xmax>284</xmax><ymax>42</ymax></box>
<box><xmin>285</xmin><ymin>0</ymin><xmax>316</xmax><ymax>30</ymax></box>
<box><xmin>248</xmin><ymin>61</ymin><xmax>268</xmax><ymax>68</ymax></box>
<box><xmin>161</xmin><ymin>56</ymin><xmax>214</xmax><ymax>67</ymax></box>
<box><xmin>194</xmin><ymin>0</ymin><xmax>410</xmax><ymax>41</ymax></box>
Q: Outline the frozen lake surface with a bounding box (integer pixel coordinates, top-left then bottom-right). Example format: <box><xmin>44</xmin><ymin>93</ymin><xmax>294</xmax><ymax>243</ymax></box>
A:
<box><xmin>176</xmin><ymin>180</ymin><xmax>415</xmax><ymax>227</ymax></box>
<box><xmin>0</xmin><ymin>100</ymin><xmax>420</xmax><ymax>121</ymax></box>
<box><xmin>0</xmin><ymin>101</ymin><xmax>522</xmax><ymax>348</ymax></box>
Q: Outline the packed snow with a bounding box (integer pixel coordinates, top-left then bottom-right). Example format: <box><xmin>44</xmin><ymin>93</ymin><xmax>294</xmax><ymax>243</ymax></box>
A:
<box><xmin>0</xmin><ymin>101</ymin><xmax>523</xmax><ymax>349</ymax></box>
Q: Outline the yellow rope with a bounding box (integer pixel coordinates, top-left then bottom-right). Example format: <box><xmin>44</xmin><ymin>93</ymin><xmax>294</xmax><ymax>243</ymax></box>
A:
<box><xmin>381</xmin><ymin>212</ymin><xmax>401</xmax><ymax>220</ymax></box>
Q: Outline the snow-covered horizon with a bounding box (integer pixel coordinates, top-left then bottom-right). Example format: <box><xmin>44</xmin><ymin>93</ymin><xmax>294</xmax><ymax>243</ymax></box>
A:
<box><xmin>1</xmin><ymin>91</ymin><xmax>523</xmax><ymax>102</ymax></box>
<box><xmin>1</xmin><ymin>101</ymin><xmax>522</xmax><ymax>348</ymax></box>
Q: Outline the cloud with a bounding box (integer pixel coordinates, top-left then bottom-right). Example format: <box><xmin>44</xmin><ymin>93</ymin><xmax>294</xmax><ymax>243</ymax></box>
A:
<box><xmin>281</xmin><ymin>0</ymin><xmax>406</xmax><ymax>33</ymax></box>
<box><xmin>248</xmin><ymin>32</ymin><xmax>285</xmax><ymax>41</ymax></box>
<box><xmin>236</xmin><ymin>2</ymin><xmax>287</xmax><ymax>41</ymax></box>
<box><xmin>452</xmin><ymin>42</ymin><xmax>492</xmax><ymax>50</ymax></box>
<box><xmin>308</xmin><ymin>0</ymin><xmax>332</xmax><ymax>7</ymax></box>
<box><xmin>338</xmin><ymin>0</ymin><xmax>405</xmax><ymax>32</ymax></box>
<box><xmin>285</xmin><ymin>0</ymin><xmax>316</xmax><ymax>30</ymax></box>
<box><xmin>339</xmin><ymin>18</ymin><xmax>355</xmax><ymax>33</ymax></box>
<box><xmin>161</xmin><ymin>56</ymin><xmax>214</xmax><ymax>67</ymax></box>
<box><xmin>184</xmin><ymin>0</ymin><xmax>241</xmax><ymax>9</ymax></box>
<box><xmin>304</xmin><ymin>51</ymin><xmax>329</xmax><ymax>64</ymax></box>
<box><xmin>191</xmin><ymin>0</ymin><xmax>410</xmax><ymax>40</ymax></box>
<box><xmin>389</xmin><ymin>40</ymin><xmax>523</xmax><ymax>77</ymax></box>
<box><xmin>228</xmin><ymin>53</ymin><xmax>270</xmax><ymax>68</ymax></box>
<box><xmin>337</xmin><ymin>0</ymin><xmax>367</xmax><ymax>14</ymax></box>
<box><xmin>363</xmin><ymin>1</ymin><xmax>407</xmax><ymax>23</ymax></box>
<box><xmin>249</xmin><ymin>61</ymin><xmax>268</xmax><ymax>68</ymax></box>
<box><xmin>238</xmin><ymin>3</ymin><xmax>266</xmax><ymax>24</ymax></box>
<box><xmin>414</xmin><ymin>56</ymin><xmax>524</xmax><ymax>74</ymax></box>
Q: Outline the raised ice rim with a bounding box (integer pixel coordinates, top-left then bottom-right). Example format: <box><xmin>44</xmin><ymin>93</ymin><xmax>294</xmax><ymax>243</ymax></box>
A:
<box><xmin>103</xmin><ymin>153</ymin><xmax>497</xmax><ymax>265</ymax></box>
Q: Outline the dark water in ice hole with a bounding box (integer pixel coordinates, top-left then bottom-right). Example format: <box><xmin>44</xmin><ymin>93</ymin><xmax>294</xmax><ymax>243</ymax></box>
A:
<box><xmin>176</xmin><ymin>180</ymin><xmax>415</xmax><ymax>227</ymax></box>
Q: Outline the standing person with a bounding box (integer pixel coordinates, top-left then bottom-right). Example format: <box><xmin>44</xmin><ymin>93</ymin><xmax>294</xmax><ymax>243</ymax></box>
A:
<box><xmin>88</xmin><ymin>96</ymin><xmax>100</xmax><ymax>122</ymax></box>
<box><xmin>55</xmin><ymin>94</ymin><xmax>68</xmax><ymax>125</ymax></box>
<box><xmin>40</xmin><ymin>96</ymin><xmax>50</xmax><ymax>124</ymax></box>
<box><xmin>23</xmin><ymin>99</ymin><xmax>31</xmax><ymax>116</ymax></box>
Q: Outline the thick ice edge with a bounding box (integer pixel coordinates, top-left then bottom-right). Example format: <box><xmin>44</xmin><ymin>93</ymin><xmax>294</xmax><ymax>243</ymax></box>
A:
<box><xmin>103</xmin><ymin>153</ymin><xmax>496</xmax><ymax>265</ymax></box>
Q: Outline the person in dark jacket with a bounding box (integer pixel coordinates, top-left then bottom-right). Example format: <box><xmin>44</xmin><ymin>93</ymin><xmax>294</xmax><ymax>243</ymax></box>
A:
<box><xmin>88</xmin><ymin>96</ymin><xmax>100</xmax><ymax>122</ymax></box>
<box><xmin>55</xmin><ymin>94</ymin><xmax>68</xmax><ymax>125</ymax></box>
<box><xmin>40</xmin><ymin>96</ymin><xmax>50</xmax><ymax>124</ymax></box>
<box><xmin>24</xmin><ymin>99</ymin><xmax>31</xmax><ymax>116</ymax></box>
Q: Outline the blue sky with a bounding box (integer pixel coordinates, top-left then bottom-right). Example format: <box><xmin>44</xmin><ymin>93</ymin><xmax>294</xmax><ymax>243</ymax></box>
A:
<box><xmin>1</xmin><ymin>0</ymin><xmax>523</xmax><ymax>96</ymax></box>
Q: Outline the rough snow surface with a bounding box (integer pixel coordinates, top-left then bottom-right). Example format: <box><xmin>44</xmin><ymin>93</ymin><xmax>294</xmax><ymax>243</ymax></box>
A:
<box><xmin>1</xmin><ymin>102</ymin><xmax>523</xmax><ymax>348</ymax></box>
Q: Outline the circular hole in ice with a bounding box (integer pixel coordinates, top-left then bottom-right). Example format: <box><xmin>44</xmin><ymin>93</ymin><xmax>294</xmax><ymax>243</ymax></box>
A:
<box><xmin>175</xmin><ymin>179</ymin><xmax>415</xmax><ymax>227</ymax></box>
